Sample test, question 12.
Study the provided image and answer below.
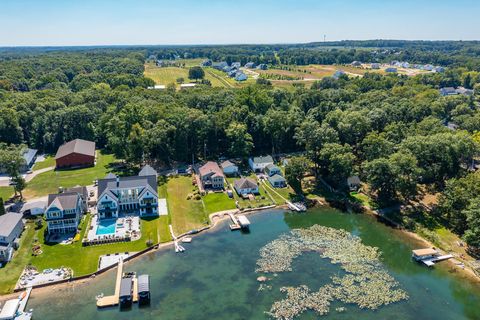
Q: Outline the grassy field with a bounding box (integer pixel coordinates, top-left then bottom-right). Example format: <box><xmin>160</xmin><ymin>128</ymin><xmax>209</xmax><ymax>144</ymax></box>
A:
<box><xmin>24</xmin><ymin>152</ymin><xmax>117</xmax><ymax>199</ymax></box>
<box><xmin>144</xmin><ymin>63</ymin><xmax>228</xmax><ymax>88</ymax></box>
<box><xmin>203</xmin><ymin>192</ymin><xmax>236</xmax><ymax>214</ymax></box>
<box><xmin>29</xmin><ymin>214</ymin><xmax>170</xmax><ymax>276</ymax></box>
<box><xmin>0</xmin><ymin>186</ymin><xmax>14</xmax><ymax>201</ymax></box>
<box><xmin>165</xmin><ymin>176</ymin><xmax>208</xmax><ymax>235</ymax></box>
<box><xmin>0</xmin><ymin>222</ymin><xmax>37</xmax><ymax>294</ymax></box>
<box><xmin>32</xmin><ymin>156</ymin><xmax>55</xmax><ymax>170</ymax></box>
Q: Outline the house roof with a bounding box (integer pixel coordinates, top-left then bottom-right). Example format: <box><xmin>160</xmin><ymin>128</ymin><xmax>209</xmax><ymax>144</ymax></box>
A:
<box><xmin>199</xmin><ymin>161</ymin><xmax>223</xmax><ymax>178</ymax></box>
<box><xmin>119</xmin><ymin>278</ymin><xmax>133</xmax><ymax>297</ymax></box>
<box><xmin>268</xmin><ymin>174</ymin><xmax>286</xmax><ymax>183</ymax></box>
<box><xmin>65</xmin><ymin>186</ymin><xmax>88</xmax><ymax>199</ymax></box>
<box><xmin>98</xmin><ymin>175</ymin><xmax>157</xmax><ymax>198</ymax></box>
<box><xmin>234</xmin><ymin>178</ymin><xmax>258</xmax><ymax>190</ymax></box>
<box><xmin>139</xmin><ymin>165</ymin><xmax>157</xmax><ymax>177</ymax></box>
<box><xmin>55</xmin><ymin>139</ymin><xmax>95</xmax><ymax>159</ymax></box>
<box><xmin>23</xmin><ymin>148</ymin><xmax>37</xmax><ymax>165</ymax></box>
<box><xmin>252</xmin><ymin>155</ymin><xmax>273</xmax><ymax>164</ymax></box>
<box><xmin>265</xmin><ymin>164</ymin><xmax>280</xmax><ymax>171</ymax></box>
<box><xmin>20</xmin><ymin>200</ymin><xmax>46</xmax><ymax>214</ymax></box>
<box><xmin>47</xmin><ymin>192</ymin><xmax>80</xmax><ymax>211</ymax></box>
<box><xmin>347</xmin><ymin>176</ymin><xmax>361</xmax><ymax>185</ymax></box>
<box><xmin>221</xmin><ymin>160</ymin><xmax>236</xmax><ymax>169</ymax></box>
<box><xmin>0</xmin><ymin>213</ymin><xmax>23</xmax><ymax>238</ymax></box>
<box><xmin>440</xmin><ymin>87</ymin><xmax>456</xmax><ymax>93</ymax></box>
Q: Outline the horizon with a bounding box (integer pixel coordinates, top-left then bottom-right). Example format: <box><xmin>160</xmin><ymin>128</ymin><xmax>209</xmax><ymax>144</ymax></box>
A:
<box><xmin>1</xmin><ymin>0</ymin><xmax>480</xmax><ymax>46</ymax></box>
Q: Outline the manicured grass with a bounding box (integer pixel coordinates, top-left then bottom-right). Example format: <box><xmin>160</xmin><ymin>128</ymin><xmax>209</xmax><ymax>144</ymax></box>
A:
<box><xmin>30</xmin><ymin>214</ymin><xmax>169</xmax><ymax>276</ymax></box>
<box><xmin>24</xmin><ymin>152</ymin><xmax>117</xmax><ymax>199</ymax></box>
<box><xmin>203</xmin><ymin>192</ymin><xmax>236</xmax><ymax>214</ymax></box>
<box><xmin>0</xmin><ymin>222</ymin><xmax>37</xmax><ymax>294</ymax></box>
<box><xmin>32</xmin><ymin>156</ymin><xmax>55</xmax><ymax>170</ymax></box>
<box><xmin>0</xmin><ymin>186</ymin><xmax>14</xmax><ymax>201</ymax></box>
<box><xmin>262</xmin><ymin>181</ymin><xmax>296</xmax><ymax>205</ymax></box>
<box><xmin>350</xmin><ymin>191</ymin><xmax>372</xmax><ymax>208</ymax></box>
<box><xmin>144</xmin><ymin>62</ymin><xmax>228</xmax><ymax>88</ymax></box>
<box><xmin>165</xmin><ymin>176</ymin><xmax>208</xmax><ymax>235</ymax></box>
<box><xmin>226</xmin><ymin>176</ymin><xmax>275</xmax><ymax>209</ymax></box>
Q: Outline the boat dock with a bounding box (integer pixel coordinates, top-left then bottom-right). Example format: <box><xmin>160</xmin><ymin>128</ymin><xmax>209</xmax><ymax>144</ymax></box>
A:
<box><xmin>96</xmin><ymin>259</ymin><xmax>139</xmax><ymax>308</ymax></box>
<box><xmin>0</xmin><ymin>288</ymin><xmax>33</xmax><ymax>320</ymax></box>
<box><xmin>228</xmin><ymin>213</ymin><xmax>250</xmax><ymax>230</ymax></box>
<box><xmin>287</xmin><ymin>201</ymin><xmax>306</xmax><ymax>212</ymax></box>
<box><xmin>169</xmin><ymin>225</ymin><xmax>185</xmax><ymax>253</ymax></box>
<box><xmin>412</xmin><ymin>248</ymin><xmax>454</xmax><ymax>267</ymax></box>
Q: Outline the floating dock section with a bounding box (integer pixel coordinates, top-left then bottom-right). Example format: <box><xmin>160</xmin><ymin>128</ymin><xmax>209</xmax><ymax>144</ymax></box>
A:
<box><xmin>169</xmin><ymin>225</ymin><xmax>185</xmax><ymax>253</ymax></box>
<box><xmin>0</xmin><ymin>287</ymin><xmax>33</xmax><ymax>320</ymax></box>
<box><xmin>287</xmin><ymin>201</ymin><xmax>306</xmax><ymax>212</ymax></box>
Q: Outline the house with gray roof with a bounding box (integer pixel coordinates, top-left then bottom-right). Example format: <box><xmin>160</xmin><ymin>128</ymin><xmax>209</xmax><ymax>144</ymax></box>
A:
<box><xmin>97</xmin><ymin>165</ymin><xmax>159</xmax><ymax>219</ymax></box>
<box><xmin>221</xmin><ymin>160</ymin><xmax>238</xmax><ymax>176</ymax></box>
<box><xmin>0</xmin><ymin>213</ymin><xmax>24</xmax><ymax>263</ymax></box>
<box><xmin>268</xmin><ymin>174</ymin><xmax>287</xmax><ymax>188</ymax></box>
<box><xmin>265</xmin><ymin>164</ymin><xmax>281</xmax><ymax>177</ymax></box>
<box><xmin>234</xmin><ymin>177</ymin><xmax>259</xmax><ymax>195</ymax></box>
<box><xmin>45</xmin><ymin>191</ymin><xmax>84</xmax><ymax>234</ymax></box>
<box><xmin>249</xmin><ymin>155</ymin><xmax>274</xmax><ymax>172</ymax></box>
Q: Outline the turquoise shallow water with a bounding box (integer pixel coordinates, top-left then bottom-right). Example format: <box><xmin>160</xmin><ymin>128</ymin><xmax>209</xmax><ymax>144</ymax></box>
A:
<box><xmin>29</xmin><ymin>208</ymin><xmax>480</xmax><ymax>319</ymax></box>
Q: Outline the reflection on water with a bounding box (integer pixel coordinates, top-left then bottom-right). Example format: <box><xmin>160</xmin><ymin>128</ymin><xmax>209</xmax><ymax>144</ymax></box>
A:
<box><xmin>29</xmin><ymin>208</ymin><xmax>480</xmax><ymax>320</ymax></box>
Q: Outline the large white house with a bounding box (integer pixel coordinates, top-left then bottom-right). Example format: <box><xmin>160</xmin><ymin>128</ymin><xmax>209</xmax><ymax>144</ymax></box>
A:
<box><xmin>0</xmin><ymin>213</ymin><xmax>24</xmax><ymax>263</ymax></box>
<box><xmin>97</xmin><ymin>165</ymin><xmax>159</xmax><ymax>219</ymax></box>
<box><xmin>249</xmin><ymin>155</ymin><xmax>274</xmax><ymax>173</ymax></box>
<box><xmin>234</xmin><ymin>177</ymin><xmax>259</xmax><ymax>195</ymax></box>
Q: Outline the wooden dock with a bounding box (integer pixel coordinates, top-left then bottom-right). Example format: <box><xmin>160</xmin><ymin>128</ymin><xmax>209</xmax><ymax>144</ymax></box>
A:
<box><xmin>96</xmin><ymin>259</ymin><xmax>139</xmax><ymax>308</ymax></box>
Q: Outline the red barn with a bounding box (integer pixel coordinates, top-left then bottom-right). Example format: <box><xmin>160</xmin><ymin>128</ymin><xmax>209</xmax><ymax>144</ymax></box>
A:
<box><xmin>55</xmin><ymin>139</ymin><xmax>96</xmax><ymax>169</ymax></box>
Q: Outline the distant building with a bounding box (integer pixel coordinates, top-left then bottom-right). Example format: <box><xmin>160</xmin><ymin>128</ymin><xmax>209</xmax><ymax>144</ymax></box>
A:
<box><xmin>45</xmin><ymin>191</ymin><xmax>85</xmax><ymax>234</ymax></box>
<box><xmin>256</xmin><ymin>64</ymin><xmax>268</xmax><ymax>70</ymax></box>
<box><xmin>249</xmin><ymin>155</ymin><xmax>274</xmax><ymax>173</ymax></box>
<box><xmin>351</xmin><ymin>61</ymin><xmax>362</xmax><ymax>67</ymax></box>
<box><xmin>97</xmin><ymin>165</ymin><xmax>159</xmax><ymax>219</ymax></box>
<box><xmin>234</xmin><ymin>178</ymin><xmax>259</xmax><ymax>195</ymax></box>
<box><xmin>456</xmin><ymin>87</ymin><xmax>475</xmax><ymax>96</ymax></box>
<box><xmin>264</xmin><ymin>164</ymin><xmax>281</xmax><ymax>177</ymax></box>
<box><xmin>370</xmin><ymin>63</ymin><xmax>381</xmax><ymax>69</ymax></box>
<box><xmin>423</xmin><ymin>64</ymin><xmax>434</xmax><ymax>71</ymax></box>
<box><xmin>268</xmin><ymin>174</ymin><xmax>287</xmax><ymax>188</ymax></box>
<box><xmin>347</xmin><ymin>176</ymin><xmax>361</xmax><ymax>191</ymax></box>
<box><xmin>147</xmin><ymin>85</ymin><xmax>166</xmax><ymax>90</ymax></box>
<box><xmin>244</xmin><ymin>62</ymin><xmax>256</xmax><ymax>68</ymax></box>
<box><xmin>213</xmin><ymin>62</ymin><xmax>229</xmax><ymax>70</ymax></box>
<box><xmin>235</xmin><ymin>73</ymin><xmax>248</xmax><ymax>81</ymax></box>
<box><xmin>220</xmin><ymin>160</ymin><xmax>238</xmax><ymax>176</ymax></box>
<box><xmin>0</xmin><ymin>213</ymin><xmax>24</xmax><ymax>263</ymax></box>
<box><xmin>55</xmin><ymin>139</ymin><xmax>95</xmax><ymax>169</ymax></box>
<box><xmin>401</xmin><ymin>62</ymin><xmax>410</xmax><ymax>68</ymax></box>
<box><xmin>199</xmin><ymin>161</ymin><xmax>224</xmax><ymax>189</ymax></box>
<box><xmin>180</xmin><ymin>83</ymin><xmax>197</xmax><ymax>90</ymax></box>
<box><xmin>433</xmin><ymin>66</ymin><xmax>445</xmax><ymax>73</ymax></box>
<box><xmin>439</xmin><ymin>87</ymin><xmax>474</xmax><ymax>96</ymax></box>
<box><xmin>332</xmin><ymin>70</ymin><xmax>346</xmax><ymax>79</ymax></box>
<box><xmin>231</xmin><ymin>62</ymin><xmax>241</xmax><ymax>69</ymax></box>
<box><xmin>201</xmin><ymin>59</ymin><xmax>212</xmax><ymax>67</ymax></box>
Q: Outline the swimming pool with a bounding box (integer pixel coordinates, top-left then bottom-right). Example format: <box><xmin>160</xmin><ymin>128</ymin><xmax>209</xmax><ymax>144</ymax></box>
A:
<box><xmin>96</xmin><ymin>219</ymin><xmax>116</xmax><ymax>235</ymax></box>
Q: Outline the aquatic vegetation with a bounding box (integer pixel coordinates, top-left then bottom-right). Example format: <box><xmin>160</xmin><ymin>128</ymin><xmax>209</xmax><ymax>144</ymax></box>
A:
<box><xmin>256</xmin><ymin>225</ymin><xmax>409</xmax><ymax>319</ymax></box>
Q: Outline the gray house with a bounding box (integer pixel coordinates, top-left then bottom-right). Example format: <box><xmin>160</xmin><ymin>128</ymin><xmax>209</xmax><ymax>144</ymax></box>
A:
<box><xmin>0</xmin><ymin>213</ymin><xmax>24</xmax><ymax>263</ymax></box>
<box><xmin>249</xmin><ymin>155</ymin><xmax>274</xmax><ymax>172</ymax></box>
<box><xmin>268</xmin><ymin>174</ymin><xmax>287</xmax><ymax>188</ymax></box>
<box><xmin>265</xmin><ymin>164</ymin><xmax>281</xmax><ymax>177</ymax></box>
<box><xmin>234</xmin><ymin>178</ymin><xmax>259</xmax><ymax>195</ymax></box>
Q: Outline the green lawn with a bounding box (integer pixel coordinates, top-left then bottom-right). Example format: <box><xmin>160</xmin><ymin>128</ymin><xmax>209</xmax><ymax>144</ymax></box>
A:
<box><xmin>144</xmin><ymin>63</ymin><xmax>228</xmax><ymax>88</ymax></box>
<box><xmin>165</xmin><ymin>176</ymin><xmax>208</xmax><ymax>235</ymax></box>
<box><xmin>262</xmin><ymin>181</ymin><xmax>296</xmax><ymax>205</ymax></box>
<box><xmin>30</xmin><ymin>214</ymin><xmax>170</xmax><ymax>276</ymax></box>
<box><xmin>226</xmin><ymin>176</ymin><xmax>275</xmax><ymax>209</ymax></box>
<box><xmin>24</xmin><ymin>152</ymin><xmax>117</xmax><ymax>199</ymax></box>
<box><xmin>203</xmin><ymin>192</ymin><xmax>236</xmax><ymax>214</ymax></box>
<box><xmin>0</xmin><ymin>186</ymin><xmax>14</xmax><ymax>201</ymax></box>
<box><xmin>0</xmin><ymin>222</ymin><xmax>37</xmax><ymax>294</ymax></box>
<box><xmin>32</xmin><ymin>156</ymin><xmax>55</xmax><ymax>170</ymax></box>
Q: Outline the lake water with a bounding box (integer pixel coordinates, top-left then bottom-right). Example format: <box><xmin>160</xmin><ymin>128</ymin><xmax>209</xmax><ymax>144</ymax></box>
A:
<box><xmin>28</xmin><ymin>208</ymin><xmax>480</xmax><ymax>319</ymax></box>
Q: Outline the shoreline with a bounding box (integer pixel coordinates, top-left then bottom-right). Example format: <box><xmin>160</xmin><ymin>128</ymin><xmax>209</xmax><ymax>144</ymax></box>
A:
<box><xmin>1</xmin><ymin>202</ymin><xmax>479</xmax><ymax>303</ymax></box>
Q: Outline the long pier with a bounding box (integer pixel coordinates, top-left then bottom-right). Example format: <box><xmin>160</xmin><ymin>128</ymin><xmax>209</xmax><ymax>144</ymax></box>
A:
<box><xmin>96</xmin><ymin>258</ymin><xmax>138</xmax><ymax>307</ymax></box>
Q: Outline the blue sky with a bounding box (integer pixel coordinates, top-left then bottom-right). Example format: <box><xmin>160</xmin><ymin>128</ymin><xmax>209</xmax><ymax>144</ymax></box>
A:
<box><xmin>0</xmin><ymin>0</ymin><xmax>479</xmax><ymax>46</ymax></box>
